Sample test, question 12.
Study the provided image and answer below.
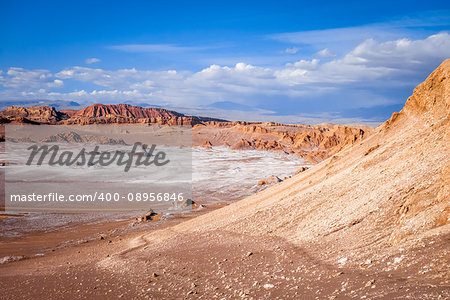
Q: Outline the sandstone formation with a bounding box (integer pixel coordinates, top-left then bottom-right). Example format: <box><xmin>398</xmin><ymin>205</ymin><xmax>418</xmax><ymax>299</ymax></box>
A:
<box><xmin>193</xmin><ymin>121</ymin><xmax>369</xmax><ymax>163</ymax></box>
<box><xmin>0</xmin><ymin>103</ymin><xmax>221</xmax><ymax>126</ymax></box>
<box><xmin>200</xmin><ymin>141</ymin><xmax>213</xmax><ymax>149</ymax></box>
<box><xmin>257</xmin><ymin>175</ymin><xmax>282</xmax><ymax>186</ymax></box>
<box><xmin>64</xmin><ymin>103</ymin><xmax>201</xmax><ymax>125</ymax></box>
<box><xmin>0</xmin><ymin>103</ymin><xmax>371</xmax><ymax>164</ymax></box>
<box><xmin>0</xmin><ymin>106</ymin><xmax>70</xmax><ymax>124</ymax></box>
<box><xmin>294</xmin><ymin>166</ymin><xmax>309</xmax><ymax>175</ymax></box>
<box><xmin>135</xmin><ymin>209</ymin><xmax>160</xmax><ymax>222</ymax></box>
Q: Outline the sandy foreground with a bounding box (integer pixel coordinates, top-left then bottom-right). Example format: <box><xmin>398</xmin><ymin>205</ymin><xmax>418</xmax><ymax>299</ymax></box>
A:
<box><xmin>1</xmin><ymin>60</ymin><xmax>450</xmax><ymax>299</ymax></box>
<box><xmin>0</xmin><ymin>210</ymin><xmax>448</xmax><ymax>299</ymax></box>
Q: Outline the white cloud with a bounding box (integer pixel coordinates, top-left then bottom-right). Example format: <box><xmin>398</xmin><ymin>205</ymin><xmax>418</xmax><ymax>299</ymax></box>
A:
<box><xmin>268</xmin><ymin>12</ymin><xmax>450</xmax><ymax>63</ymax></box>
<box><xmin>85</xmin><ymin>58</ymin><xmax>101</xmax><ymax>64</ymax></box>
<box><xmin>48</xmin><ymin>90</ymin><xmax>88</xmax><ymax>97</ymax></box>
<box><xmin>0</xmin><ymin>67</ymin><xmax>54</xmax><ymax>90</ymax></box>
<box><xmin>1</xmin><ymin>33</ymin><xmax>449</xmax><ymax>120</ymax></box>
<box><xmin>284</xmin><ymin>47</ymin><xmax>299</xmax><ymax>54</ymax></box>
<box><xmin>55</xmin><ymin>66</ymin><xmax>184</xmax><ymax>93</ymax></box>
<box><xmin>268</xmin><ymin>13</ymin><xmax>450</xmax><ymax>47</ymax></box>
<box><xmin>130</xmin><ymin>80</ymin><xmax>155</xmax><ymax>90</ymax></box>
<box><xmin>285</xmin><ymin>59</ymin><xmax>320</xmax><ymax>69</ymax></box>
<box><xmin>316</xmin><ymin>48</ymin><xmax>336</xmax><ymax>57</ymax></box>
<box><xmin>341</xmin><ymin>33</ymin><xmax>450</xmax><ymax>69</ymax></box>
<box><xmin>47</xmin><ymin>79</ymin><xmax>64</xmax><ymax>88</ymax></box>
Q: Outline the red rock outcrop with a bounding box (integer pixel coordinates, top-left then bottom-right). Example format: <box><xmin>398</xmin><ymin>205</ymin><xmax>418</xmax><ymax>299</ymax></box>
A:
<box><xmin>0</xmin><ymin>103</ymin><xmax>371</xmax><ymax>163</ymax></box>
<box><xmin>294</xmin><ymin>166</ymin><xmax>309</xmax><ymax>175</ymax></box>
<box><xmin>0</xmin><ymin>106</ymin><xmax>70</xmax><ymax>124</ymax></box>
<box><xmin>385</xmin><ymin>59</ymin><xmax>450</xmax><ymax>128</ymax></box>
<box><xmin>65</xmin><ymin>103</ymin><xmax>199</xmax><ymax>125</ymax></box>
<box><xmin>231</xmin><ymin>138</ymin><xmax>253</xmax><ymax>150</ymax></box>
<box><xmin>257</xmin><ymin>175</ymin><xmax>282</xmax><ymax>186</ymax></box>
<box><xmin>193</xmin><ymin>121</ymin><xmax>370</xmax><ymax>162</ymax></box>
<box><xmin>0</xmin><ymin>103</ymin><xmax>222</xmax><ymax>126</ymax></box>
<box><xmin>200</xmin><ymin>141</ymin><xmax>213</xmax><ymax>149</ymax></box>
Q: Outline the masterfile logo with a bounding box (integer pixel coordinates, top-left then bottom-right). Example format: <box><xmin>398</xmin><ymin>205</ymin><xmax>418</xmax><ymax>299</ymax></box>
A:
<box><xmin>2</xmin><ymin>125</ymin><xmax>192</xmax><ymax>212</ymax></box>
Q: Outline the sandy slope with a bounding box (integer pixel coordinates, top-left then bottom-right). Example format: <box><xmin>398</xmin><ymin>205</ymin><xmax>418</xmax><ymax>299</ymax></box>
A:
<box><xmin>92</xmin><ymin>60</ymin><xmax>450</xmax><ymax>298</ymax></box>
<box><xmin>141</xmin><ymin>60</ymin><xmax>450</xmax><ymax>260</ymax></box>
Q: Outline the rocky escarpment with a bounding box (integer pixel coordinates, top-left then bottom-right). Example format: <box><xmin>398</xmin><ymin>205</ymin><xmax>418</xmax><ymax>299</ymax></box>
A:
<box><xmin>384</xmin><ymin>59</ymin><xmax>450</xmax><ymax>128</ymax></box>
<box><xmin>0</xmin><ymin>106</ymin><xmax>70</xmax><ymax>124</ymax></box>
<box><xmin>0</xmin><ymin>103</ymin><xmax>371</xmax><ymax>163</ymax></box>
<box><xmin>193</xmin><ymin>122</ymin><xmax>369</xmax><ymax>163</ymax></box>
<box><xmin>64</xmin><ymin>103</ymin><xmax>201</xmax><ymax>125</ymax></box>
<box><xmin>0</xmin><ymin>103</ymin><xmax>220</xmax><ymax>126</ymax></box>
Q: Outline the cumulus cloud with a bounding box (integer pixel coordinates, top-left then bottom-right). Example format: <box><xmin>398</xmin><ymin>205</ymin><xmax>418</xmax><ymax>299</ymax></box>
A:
<box><xmin>55</xmin><ymin>66</ymin><xmax>183</xmax><ymax>93</ymax></box>
<box><xmin>284</xmin><ymin>47</ymin><xmax>299</xmax><ymax>54</ymax></box>
<box><xmin>47</xmin><ymin>79</ymin><xmax>64</xmax><ymax>88</ymax></box>
<box><xmin>0</xmin><ymin>67</ymin><xmax>59</xmax><ymax>90</ymax></box>
<box><xmin>47</xmin><ymin>89</ymin><xmax>153</xmax><ymax>99</ymax></box>
<box><xmin>1</xmin><ymin>33</ymin><xmax>449</xmax><ymax>121</ymax></box>
<box><xmin>85</xmin><ymin>58</ymin><xmax>101</xmax><ymax>64</ymax></box>
<box><xmin>316</xmin><ymin>48</ymin><xmax>336</xmax><ymax>57</ymax></box>
<box><xmin>342</xmin><ymin>33</ymin><xmax>450</xmax><ymax>69</ymax></box>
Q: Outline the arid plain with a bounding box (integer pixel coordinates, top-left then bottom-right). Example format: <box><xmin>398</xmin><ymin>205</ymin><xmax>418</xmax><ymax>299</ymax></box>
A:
<box><xmin>0</xmin><ymin>60</ymin><xmax>448</xmax><ymax>299</ymax></box>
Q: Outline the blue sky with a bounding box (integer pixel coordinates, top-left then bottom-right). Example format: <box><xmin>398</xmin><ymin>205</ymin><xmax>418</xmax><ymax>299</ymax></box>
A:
<box><xmin>0</xmin><ymin>1</ymin><xmax>449</xmax><ymax>125</ymax></box>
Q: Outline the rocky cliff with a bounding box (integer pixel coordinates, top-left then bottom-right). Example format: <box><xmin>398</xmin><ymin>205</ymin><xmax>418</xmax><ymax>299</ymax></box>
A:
<box><xmin>0</xmin><ymin>103</ymin><xmax>205</xmax><ymax>126</ymax></box>
<box><xmin>64</xmin><ymin>103</ymin><xmax>200</xmax><ymax>125</ymax></box>
<box><xmin>192</xmin><ymin>122</ymin><xmax>368</xmax><ymax>163</ymax></box>
<box><xmin>0</xmin><ymin>103</ymin><xmax>370</xmax><ymax>163</ymax></box>
<box><xmin>0</xmin><ymin>106</ymin><xmax>70</xmax><ymax>124</ymax></box>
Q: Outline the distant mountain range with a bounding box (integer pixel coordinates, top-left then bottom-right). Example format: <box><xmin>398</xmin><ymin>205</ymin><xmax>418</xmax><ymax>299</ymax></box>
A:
<box><xmin>0</xmin><ymin>103</ymin><xmax>227</xmax><ymax>125</ymax></box>
<box><xmin>0</xmin><ymin>102</ymin><xmax>372</xmax><ymax>164</ymax></box>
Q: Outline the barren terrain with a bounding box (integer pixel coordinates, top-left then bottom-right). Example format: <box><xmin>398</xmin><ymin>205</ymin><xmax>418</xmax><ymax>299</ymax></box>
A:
<box><xmin>0</xmin><ymin>60</ymin><xmax>449</xmax><ymax>299</ymax></box>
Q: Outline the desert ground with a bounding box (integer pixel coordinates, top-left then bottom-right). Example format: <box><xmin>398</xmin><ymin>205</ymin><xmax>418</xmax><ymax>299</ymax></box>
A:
<box><xmin>0</xmin><ymin>60</ymin><xmax>449</xmax><ymax>299</ymax></box>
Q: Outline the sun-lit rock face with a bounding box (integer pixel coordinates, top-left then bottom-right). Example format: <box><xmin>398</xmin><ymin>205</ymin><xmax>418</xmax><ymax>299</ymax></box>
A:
<box><xmin>0</xmin><ymin>103</ymin><xmax>201</xmax><ymax>125</ymax></box>
<box><xmin>193</xmin><ymin>122</ymin><xmax>369</xmax><ymax>163</ymax></box>
<box><xmin>0</xmin><ymin>103</ymin><xmax>372</xmax><ymax>163</ymax></box>
<box><xmin>0</xmin><ymin>106</ymin><xmax>70</xmax><ymax>124</ymax></box>
<box><xmin>385</xmin><ymin>59</ymin><xmax>450</xmax><ymax>128</ymax></box>
<box><xmin>65</xmin><ymin>103</ymin><xmax>199</xmax><ymax>125</ymax></box>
